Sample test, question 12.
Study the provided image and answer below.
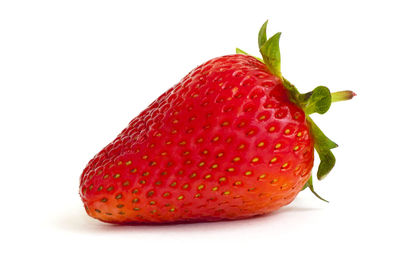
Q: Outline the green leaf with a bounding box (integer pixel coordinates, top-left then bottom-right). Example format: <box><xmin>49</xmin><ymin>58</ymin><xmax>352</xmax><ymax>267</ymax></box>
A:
<box><xmin>282</xmin><ymin>77</ymin><xmax>301</xmax><ymax>103</ymax></box>
<box><xmin>307</xmin><ymin>117</ymin><xmax>338</xmax><ymax>150</ymax></box>
<box><xmin>236</xmin><ymin>48</ymin><xmax>264</xmax><ymax>63</ymax></box>
<box><xmin>307</xmin><ymin>117</ymin><xmax>338</xmax><ymax>180</ymax></box>
<box><xmin>259</xmin><ymin>32</ymin><xmax>282</xmax><ymax>78</ymax></box>
<box><xmin>316</xmin><ymin>150</ymin><xmax>336</xmax><ymax>180</ymax></box>
<box><xmin>300</xmin><ymin>86</ymin><xmax>332</xmax><ymax>115</ymax></box>
<box><xmin>302</xmin><ymin>176</ymin><xmax>329</xmax><ymax>202</ymax></box>
<box><xmin>258</xmin><ymin>20</ymin><xmax>268</xmax><ymax>49</ymax></box>
<box><xmin>236</xmin><ymin>48</ymin><xmax>249</xmax><ymax>55</ymax></box>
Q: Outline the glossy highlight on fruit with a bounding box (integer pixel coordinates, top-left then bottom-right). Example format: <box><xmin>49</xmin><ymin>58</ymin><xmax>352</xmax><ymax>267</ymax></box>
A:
<box><xmin>79</xmin><ymin>20</ymin><xmax>354</xmax><ymax>224</ymax></box>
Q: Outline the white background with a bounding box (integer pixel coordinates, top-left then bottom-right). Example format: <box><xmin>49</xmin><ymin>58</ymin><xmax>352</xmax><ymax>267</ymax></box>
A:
<box><xmin>1</xmin><ymin>0</ymin><xmax>399</xmax><ymax>269</ymax></box>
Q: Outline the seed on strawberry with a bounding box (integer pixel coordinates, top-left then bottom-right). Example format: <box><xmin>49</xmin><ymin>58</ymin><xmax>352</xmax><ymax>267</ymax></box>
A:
<box><xmin>79</xmin><ymin>20</ymin><xmax>355</xmax><ymax>224</ymax></box>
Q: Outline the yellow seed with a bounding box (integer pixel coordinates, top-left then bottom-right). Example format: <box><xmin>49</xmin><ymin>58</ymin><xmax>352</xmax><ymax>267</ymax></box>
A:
<box><xmin>251</xmin><ymin>157</ymin><xmax>259</xmax><ymax>163</ymax></box>
<box><xmin>150</xmin><ymin>143</ymin><xmax>155</xmax><ymax>148</ymax></box>
<box><xmin>284</xmin><ymin>129</ymin><xmax>290</xmax><ymax>134</ymax></box>
<box><xmin>197</xmin><ymin>138</ymin><xmax>204</xmax><ymax>143</ymax></box>
<box><xmin>142</xmin><ymin>155</ymin><xmax>148</xmax><ymax>160</ymax></box>
<box><xmin>123</xmin><ymin>181</ymin><xmax>130</xmax><ymax>186</ymax></box>
<box><xmin>195</xmin><ymin>193</ymin><xmax>201</xmax><ymax>198</ymax></box>
<box><xmin>258</xmin><ymin>174</ymin><xmax>266</xmax><ymax>179</ymax></box>
<box><xmin>221</xmin><ymin>121</ymin><xmax>229</xmax><ymax>126</ymax></box>
<box><xmin>117</xmin><ymin>161</ymin><xmax>123</xmax><ymax>165</ymax></box>
<box><xmin>125</xmin><ymin>160</ymin><xmax>132</xmax><ymax>165</ymax></box>
<box><xmin>142</xmin><ymin>171</ymin><xmax>149</xmax><ymax>176</ymax></box>
<box><xmin>171</xmin><ymin>129</ymin><xmax>177</xmax><ymax>134</ymax></box>
<box><xmin>134</xmin><ymin>207</ymin><xmax>140</xmax><ymax>211</ymax></box>
<box><xmin>103</xmin><ymin>174</ymin><xmax>109</xmax><ymax>179</ymax></box>
<box><xmin>163</xmin><ymin>192</ymin><xmax>170</xmax><ymax>197</ymax></box>
<box><xmin>212</xmin><ymin>186</ymin><xmax>219</xmax><ymax>191</ymax></box>
<box><xmin>203</xmin><ymin>150</ymin><xmax>209</xmax><ymax>155</ymax></box>
<box><xmin>139</xmin><ymin>180</ymin><xmax>146</xmax><ymax>185</ymax></box>
<box><xmin>179</xmin><ymin>141</ymin><xmax>186</xmax><ymax>145</ymax></box>
<box><xmin>182</xmin><ymin>184</ymin><xmax>189</xmax><ymax>189</ymax></box>
<box><xmin>132</xmin><ymin>198</ymin><xmax>139</xmax><ymax>203</ymax></box>
<box><xmin>183</xmin><ymin>151</ymin><xmax>190</xmax><ymax>156</ymax></box>
<box><xmin>170</xmin><ymin>182</ymin><xmax>177</xmax><ymax>187</ymax></box>
<box><xmin>269</xmin><ymin>126</ymin><xmax>276</xmax><ymax>132</ymax></box>
<box><xmin>161</xmin><ymin>152</ymin><xmax>167</xmax><ymax>156</ymax></box>
<box><xmin>238</xmin><ymin>144</ymin><xmax>245</xmax><ymax>149</ymax></box>
<box><xmin>172</xmin><ymin>119</ymin><xmax>178</xmax><ymax>124</ymax></box>
<box><xmin>258</xmin><ymin>115</ymin><xmax>266</xmax><ymax>120</ymax></box>
<box><xmin>155</xmin><ymin>132</ymin><xmax>162</xmax><ymax>137</ymax></box>
<box><xmin>166</xmin><ymin>141</ymin><xmax>172</xmax><ymax>145</ymax></box>
<box><xmin>219</xmin><ymin>177</ymin><xmax>227</xmax><ymax>182</ymax></box>
<box><xmin>270</xmin><ymin>178</ymin><xmax>278</xmax><ymax>184</ymax></box>
<box><xmin>132</xmin><ymin>189</ymin><xmax>139</xmax><ymax>194</ymax></box>
<box><xmin>270</xmin><ymin>157</ymin><xmax>277</xmax><ymax>163</ymax></box>
<box><xmin>113</xmin><ymin>173</ymin><xmax>120</xmax><ymax>179</ymax></box>
<box><xmin>227</xmin><ymin>168</ymin><xmax>235</xmax><ymax>172</ymax></box>
<box><xmin>149</xmin><ymin>201</ymin><xmax>156</xmax><ymax>205</ymax></box>
<box><xmin>97</xmin><ymin>186</ymin><xmax>103</xmax><ymax>191</ymax></box>
<box><xmin>293</xmin><ymin>145</ymin><xmax>300</xmax><ymax>151</ymax></box>
<box><xmin>89</xmin><ymin>184</ymin><xmax>93</xmax><ymax>190</ymax></box>
<box><xmin>107</xmin><ymin>186</ymin><xmax>114</xmax><ymax>191</ymax></box>
<box><xmin>282</xmin><ymin>163</ymin><xmax>288</xmax><ymax>168</ymax></box>
<box><xmin>233</xmin><ymin>157</ymin><xmax>240</xmax><ymax>162</ymax></box>
<box><xmin>217</xmin><ymin>152</ymin><xmax>224</xmax><ymax>158</ymax></box>
<box><xmin>190</xmin><ymin>173</ymin><xmax>197</xmax><ymax>179</ymax></box>
<box><xmin>275</xmin><ymin>143</ymin><xmax>281</xmax><ymax>149</ymax></box>
<box><xmin>169</xmin><ymin>208</ymin><xmax>176</xmax><ymax>212</ymax></box>
<box><xmin>297</xmin><ymin>132</ymin><xmax>302</xmax><ymax>137</ymax></box>
<box><xmin>234</xmin><ymin>181</ymin><xmax>242</xmax><ymax>186</ymax></box>
<box><xmin>223</xmin><ymin>191</ymin><xmax>231</xmax><ymax>195</ymax></box>
<box><xmin>198</xmin><ymin>184</ymin><xmax>205</xmax><ymax>190</ymax></box>
<box><xmin>177</xmin><ymin>195</ymin><xmax>184</xmax><ymax>200</ymax></box>
<box><xmin>204</xmin><ymin>174</ymin><xmax>212</xmax><ymax>179</ymax></box>
<box><xmin>247</xmin><ymin>130</ymin><xmax>255</xmax><ymax>136</ymax></box>
<box><xmin>130</xmin><ymin>168</ymin><xmax>137</xmax><ymax>173</ymax></box>
<box><xmin>211</xmin><ymin>164</ymin><xmax>218</xmax><ymax>169</ymax></box>
<box><xmin>245</xmin><ymin>171</ymin><xmax>252</xmax><ymax>176</ymax></box>
<box><xmin>198</xmin><ymin>161</ymin><xmax>205</xmax><ymax>167</ymax></box>
<box><xmin>257</xmin><ymin>142</ymin><xmax>265</xmax><ymax>147</ymax></box>
<box><xmin>213</xmin><ymin>136</ymin><xmax>220</xmax><ymax>142</ymax></box>
<box><xmin>115</xmin><ymin>194</ymin><xmax>122</xmax><ymax>199</ymax></box>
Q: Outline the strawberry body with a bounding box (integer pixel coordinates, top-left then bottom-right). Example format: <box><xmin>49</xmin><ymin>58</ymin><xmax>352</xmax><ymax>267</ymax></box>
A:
<box><xmin>79</xmin><ymin>54</ymin><xmax>314</xmax><ymax>223</ymax></box>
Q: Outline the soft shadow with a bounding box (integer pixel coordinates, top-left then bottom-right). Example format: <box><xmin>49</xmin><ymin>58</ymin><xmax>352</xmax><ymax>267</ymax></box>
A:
<box><xmin>53</xmin><ymin>204</ymin><xmax>321</xmax><ymax>234</ymax></box>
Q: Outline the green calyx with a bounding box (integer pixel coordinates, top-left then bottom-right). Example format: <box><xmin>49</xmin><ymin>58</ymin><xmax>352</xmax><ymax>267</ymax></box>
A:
<box><xmin>236</xmin><ymin>20</ymin><xmax>355</xmax><ymax>202</ymax></box>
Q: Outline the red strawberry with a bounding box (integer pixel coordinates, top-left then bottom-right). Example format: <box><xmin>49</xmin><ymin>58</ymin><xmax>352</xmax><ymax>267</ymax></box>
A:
<box><xmin>79</xmin><ymin>21</ymin><xmax>354</xmax><ymax>224</ymax></box>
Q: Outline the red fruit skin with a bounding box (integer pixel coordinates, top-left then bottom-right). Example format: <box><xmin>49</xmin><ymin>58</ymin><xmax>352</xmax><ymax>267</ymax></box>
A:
<box><xmin>79</xmin><ymin>54</ymin><xmax>314</xmax><ymax>224</ymax></box>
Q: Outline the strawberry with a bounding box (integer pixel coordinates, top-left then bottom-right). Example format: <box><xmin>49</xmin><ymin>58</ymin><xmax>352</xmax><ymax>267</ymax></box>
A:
<box><xmin>79</xmin><ymin>21</ymin><xmax>354</xmax><ymax>224</ymax></box>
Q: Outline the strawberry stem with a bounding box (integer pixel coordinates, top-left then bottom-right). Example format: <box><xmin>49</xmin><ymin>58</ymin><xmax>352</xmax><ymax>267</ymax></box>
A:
<box><xmin>331</xmin><ymin>91</ymin><xmax>356</xmax><ymax>102</ymax></box>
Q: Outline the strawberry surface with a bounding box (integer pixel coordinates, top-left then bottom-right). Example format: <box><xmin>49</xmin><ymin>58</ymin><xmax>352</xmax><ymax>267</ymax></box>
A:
<box><xmin>80</xmin><ymin>54</ymin><xmax>314</xmax><ymax>223</ymax></box>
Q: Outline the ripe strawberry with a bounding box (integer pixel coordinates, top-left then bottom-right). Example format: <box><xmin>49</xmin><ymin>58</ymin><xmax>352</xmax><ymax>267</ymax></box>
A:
<box><xmin>79</xmin><ymin>21</ymin><xmax>354</xmax><ymax>224</ymax></box>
